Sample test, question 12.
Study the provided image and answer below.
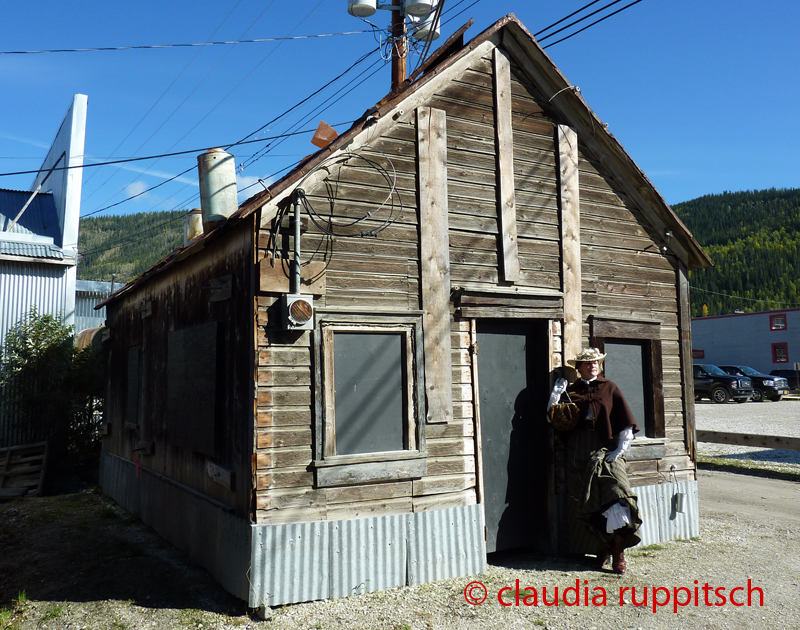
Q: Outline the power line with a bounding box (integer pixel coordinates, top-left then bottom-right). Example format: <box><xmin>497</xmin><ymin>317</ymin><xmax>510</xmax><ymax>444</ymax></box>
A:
<box><xmin>0</xmin><ymin>31</ymin><xmax>372</xmax><ymax>55</ymax></box>
<box><xmin>534</xmin><ymin>1</ymin><xmax>603</xmax><ymax>38</ymax></box>
<box><xmin>0</xmin><ymin>126</ymin><xmax>353</xmax><ymax>179</ymax></box>
<box><xmin>75</xmin><ymin>1</ymin><xmax>646</xmax><ymax>218</ymax></box>
<box><xmin>542</xmin><ymin>0</ymin><xmax>646</xmax><ymax>49</ymax></box>
<box><xmin>82</xmin><ymin>0</ymin><xmax>249</xmax><ymax>199</ymax></box>
<box><xmin>690</xmin><ymin>286</ymin><xmax>800</xmax><ymax>308</ymax></box>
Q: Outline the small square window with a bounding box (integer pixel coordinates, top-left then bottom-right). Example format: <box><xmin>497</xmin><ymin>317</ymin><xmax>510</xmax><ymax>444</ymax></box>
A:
<box><xmin>770</xmin><ymin>314</ymin><xmax>787</xmax><ymax>331</ymax></box>
<box><xmin>313</xmin><ymin>315</ymin><xmax>427</xmax><ymax>487</ymax></box>
<box><xmin>772</xmin><ymin>342</ymin><xmax>789</xmax><ymax>363</ymax></box>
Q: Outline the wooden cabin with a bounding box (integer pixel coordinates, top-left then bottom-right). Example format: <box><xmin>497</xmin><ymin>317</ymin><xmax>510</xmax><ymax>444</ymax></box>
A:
<box><xmin>99</xmin><ymin>14</ymin><xmax>712</xmax><ymax>609</ymax></box>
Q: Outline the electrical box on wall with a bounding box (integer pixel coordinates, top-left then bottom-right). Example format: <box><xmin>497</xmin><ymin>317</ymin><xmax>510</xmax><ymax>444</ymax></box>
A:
<box><xmin>281</xmin><ymin>294</ymin><xmax>314</xmax><ymax>330</ymax></box>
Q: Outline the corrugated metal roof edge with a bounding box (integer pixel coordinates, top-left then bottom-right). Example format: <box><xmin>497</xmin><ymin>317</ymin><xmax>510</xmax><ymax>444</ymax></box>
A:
<box><xmin>103</xmin><ymin>13</ymin><xmax>712</xmax><ymax>307</ymax></box>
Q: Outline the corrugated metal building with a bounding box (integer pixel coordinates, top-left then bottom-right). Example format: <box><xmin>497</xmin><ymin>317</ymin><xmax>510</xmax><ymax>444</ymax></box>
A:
<box><xmin>99</xmin><ymin>16</ymin><xmax>710</xmax><ymax>609</ymax></box>
<box><xmin>691</xmin><ymin>309</ymin><xmax>800</xmax><ymax>373</ymax></box>
<box><xmin>0</xmin><ymin>94</ymin><xmax>87</xmax><ymax>448</ymax></box>
<box><xmin>75</xmin><ymin>280</ymin><xmax>113</xmax><ymax>333</ymax></box>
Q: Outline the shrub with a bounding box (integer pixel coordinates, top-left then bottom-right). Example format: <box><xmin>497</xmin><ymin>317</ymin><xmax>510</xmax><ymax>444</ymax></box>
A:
<box><xmin>0</xmin><ymin>308</ymin><xmax>104</xmax><ymax>487</ymax></box>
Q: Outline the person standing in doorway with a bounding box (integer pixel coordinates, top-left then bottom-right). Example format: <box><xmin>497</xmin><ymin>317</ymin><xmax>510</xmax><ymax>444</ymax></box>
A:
<box><xmin>564</xmin><ymin>347</ymin><xmax>642</xmax><ymax>574</ymax></box>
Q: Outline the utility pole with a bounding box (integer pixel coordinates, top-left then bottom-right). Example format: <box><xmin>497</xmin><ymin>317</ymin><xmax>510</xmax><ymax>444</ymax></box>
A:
<box><xmin>391</xmin><ymin>0</ymin><xmax>407</xmax><ymax>91</ymax></box>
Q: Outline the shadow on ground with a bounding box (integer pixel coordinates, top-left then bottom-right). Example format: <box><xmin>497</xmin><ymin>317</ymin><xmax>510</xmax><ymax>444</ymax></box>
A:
<box><xmin>0</xmin><ymin>490</ymin><xmax>247</xmax><ymax>615</ymax></box>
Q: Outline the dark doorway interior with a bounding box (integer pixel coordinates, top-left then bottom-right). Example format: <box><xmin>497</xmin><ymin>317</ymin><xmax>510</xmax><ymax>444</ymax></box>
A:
<box><xmin>477</xmin><ymin>319</ymin><xmax>550</xmax><ymax>553</ymax></box>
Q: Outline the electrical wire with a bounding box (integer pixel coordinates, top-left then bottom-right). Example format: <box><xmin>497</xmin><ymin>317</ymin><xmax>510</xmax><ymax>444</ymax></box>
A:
<box><xmin>0</xmin><ymin>125</ymin><xmax>355</xmax><ymax>180</ymax></box>
<box><xmin>541</xmin><ymin>0</ymin><xmax>646</xmax><ymax>48</ymax></box>
<box><xmin>79</xmin><ymin>212</ymin><xmax>188</xmax><ymax>259</ymax></box>
<box><xmin>81</xmin><ymin>0</ymin><xmax>249</xmax><ymax>198</ymax></box>
<box><xmin>689</xmin><ymin>286</ymin><xmax>800</xmax><ymax>308</ymax></box>
<box><xmin>86</xmin><ymin>0</ymin><xmax>327</xmax><ymax>212</ymax></box>
<box><xmin>0</xmin><ymin>31</ymin><xmax>372</xmax><ymax>55</ymax></box>
<box><xmin>69</xmin><ymin>0</ymin><xmax>647</xmax><ymax>219</ymax></box>
<box><xmin>410</xmin><ymin>0</ymin><xmax>446</xmax><ymax>73</ymax></box>
<box><xmin>533</xmin><ymin>0</ymin><xmax>603</xmax><ymax>38</ymax></box>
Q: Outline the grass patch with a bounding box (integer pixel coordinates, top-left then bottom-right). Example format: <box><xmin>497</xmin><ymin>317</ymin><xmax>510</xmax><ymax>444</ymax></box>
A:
<box><xmin>697</xmin><ymin>456</ymin><xmax>800</xmax><ymax>482</ymax></box>
<box><xmin>629</xmin><ymin>543</ymin><xmax>666</xmax><ymax>559</ymax></box>
<box><xmin>40</xmin><ymin>603</ymin><xmax>65</xmax><ymax>623</ymax></box>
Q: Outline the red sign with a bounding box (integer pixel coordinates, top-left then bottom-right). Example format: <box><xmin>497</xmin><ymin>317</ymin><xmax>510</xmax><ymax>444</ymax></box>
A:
<box><xmin>692</xmin><ymin>349</ymin><xmax>705</xmax><ymax>359</ymax></box>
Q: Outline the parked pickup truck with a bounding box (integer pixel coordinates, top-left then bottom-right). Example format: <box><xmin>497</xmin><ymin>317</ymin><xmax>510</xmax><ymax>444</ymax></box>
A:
<box><xmin>693</xmin><ymin>364</ymin><xmax>754</xmax><ymax>403</ymax></box>
<box><xmin>770</xmin><ymin>369</ymin><xmax>800</xmax><ymax>392</ymax></box>
<box><xmin>718</xmin><ymin>365</ymin><xmax>789</xmax><ymax>402</ymax></box>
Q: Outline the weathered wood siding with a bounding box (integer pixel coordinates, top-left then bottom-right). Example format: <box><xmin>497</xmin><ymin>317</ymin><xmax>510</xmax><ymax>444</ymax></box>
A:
<box><xmin>103</xmin><ymin>221</ymin><xmax>255</xmax><ymax>518</ymax></box>
<box><xmin>501</xmin><ymin>51</ymin><xmax>693</xmax><ymax>486</ymax></box>
<box><xmin>254</xmin><ymin>39</ymin><xmax>693</xmax><ymax>526</ymax></box>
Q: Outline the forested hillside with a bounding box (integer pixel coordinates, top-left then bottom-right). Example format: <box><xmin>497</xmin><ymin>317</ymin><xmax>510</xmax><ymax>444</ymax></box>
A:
<box><xmin>77</xmin><ymin>210</ymin><xmax>186</xmax><ymax>283</ymax></box>
<box><xmin>76</xmin><ymin>189</ymin><xmax>800</xmax><ymax>318</ymax></box>
<box><xmin>673</xmin><ymin>188</ymin><xmax>800</xmax><ymax>317</ymax></box>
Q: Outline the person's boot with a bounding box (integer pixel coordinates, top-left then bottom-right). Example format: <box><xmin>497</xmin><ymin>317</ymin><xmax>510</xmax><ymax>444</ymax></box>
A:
<box><xmin>610</xmin><ymin>533</ymin><xmax>627</xmax><ymax>574</ymax></box>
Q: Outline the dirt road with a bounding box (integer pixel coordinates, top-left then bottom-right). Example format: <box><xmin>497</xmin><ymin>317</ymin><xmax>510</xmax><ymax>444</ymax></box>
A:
<box><xmin>699</xmin><ymin>468</ymin><xmax>800</xmax><ymax>525</ymax></box>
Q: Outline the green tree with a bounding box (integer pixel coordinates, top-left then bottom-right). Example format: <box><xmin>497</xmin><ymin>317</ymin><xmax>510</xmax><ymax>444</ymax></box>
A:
<box><xmin>0</xmin><ymin>308</ymin><xmax>104</xmax><ymax>487</ymax></box>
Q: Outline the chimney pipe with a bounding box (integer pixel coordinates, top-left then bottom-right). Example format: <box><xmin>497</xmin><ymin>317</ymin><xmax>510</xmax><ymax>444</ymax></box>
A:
<box><xmin>197</xmin><ymin>148</ymin><xmax>237</xmax><ymax>233</ymax></box>
<box><xmin>183</xmin><ymin>208</ymin><xmax>204</xmax><ymax>246</ymax></box>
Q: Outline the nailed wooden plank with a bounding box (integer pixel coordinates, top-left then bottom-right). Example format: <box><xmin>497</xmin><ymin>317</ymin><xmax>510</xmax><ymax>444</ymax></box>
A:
<box><xmin>418</xmin><ymin>106</ymin><xmax>453</xmax><ymax>425</ymax></box>
<box><xmin>257</xmin><ymin>388</ymin><xmax>312</xmax><ymax>407</ymax></box>
<box><xmin>696</xmin><ymin>431</ymin><xmax>800</xmax><ymax>452</ymax></box>
<box><xmin>412</xmin><ymin>488</ymin><xmax>476</xmax><ymax>512</ymax></box>
<box><xmin>256</xmin><ymin>448</ymin><xmax>313</xmax><ymax>470</ymax></box>
<box><xmin>325</xmin><ymin>481</ymin><xmax>413</xmax><ymax>505</ymax></box>
<box><xmin>425</xmin><ymin>419</ymin><xmax>474</xmax><ymax>439</ymax></box>
<box><xmin>493</xmin><ymin>48</ymin><xmax>520</xmax><ymax>282</ymax></box>
<box><xmin>427</xmin><ymin>455</ymin><xmax>476</xmax><ymax>476</ymax></box>
<box><xmin>257</xmin><ymin>367</ymin><xmax>312</xmax><ymax>387</ymax></box>
<box><xmin>258</xmin><ymin>346</ymin><xmax>312</xmax><ymax>367</ymax></box>
<box><xmin>206</xmin><ymin>461</ymin><xmax>235</xmax><ymax>490</ymax></box>
<box><xmin>258</xmin><ymin>258</ymin><xmax>327</xmax><ymax>295</ymax></box>
<box><xmin>677</xmin><ymin>263</ymin><xmax>696</xmax><ymax>462</ymax></box>
<box><xmin>426</xmin><ymin>437</ymin><xmax>474</xmax><ymax>457</ymax></box>
<box><xmin>315</xmin><ymin>457</ymin><xmax>427</xmax><ymax>488</ymax></box>
<box><xmin>0</xmin><ymin>442</ymin><xmax>48</xmax><ymax>497</ymax></box>
<box><xmin>558</xmin><ymin>124</ymin><xmax>581</xmax><ymax>372</ymax></box>
<box><xmin>413</xmin><ymin>473</ymin><xmax>476</xmax><ymax>496</ymax></box>
<box><xmin>257</xmin><ymin>487</ymin><xmax>325</xmax><ymax>511</ymax></box>
<box><xmin>256</xmin><ymin>427</ymin><xmax>313</xmax><ymax>449</ymax></box>
<box><xmin>256</xmin><ymin>505</ymin><xmax>327</xmax><ymax>525</ymax></box>
<box><xmin>326</xmin><ymin>497</ymin><xmax>414</xmax><ymax>521</ymax></box>
<box><xmin>256</xmin><ymin>408</ymin><xmax>313</xmax><ymax>428</ymax></box>
<box><xmin>256</xmin><ymin>469</ymin><xmax>314</xmax><ymax>490</ymax></box>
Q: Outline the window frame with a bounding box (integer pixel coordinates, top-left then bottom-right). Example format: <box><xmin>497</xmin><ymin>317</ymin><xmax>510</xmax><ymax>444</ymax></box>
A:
<box><xmin>772</xmin><ymin>342</ymin><xmax>789</xmax><ymax>364</ymax></box>
<box><xmin>312</xmin><ymin>310</ymin><xmax>427</xmax><ymax>487</ymax></box>
<box><xmin>590</xmin><ymin>316</ymin><xmax>665</xmax><ymax>439</ymax></box>
<box><xmin>770</xmin><ymin>314</ymin><xmax>787</xmax><ymax>331</ymax></box>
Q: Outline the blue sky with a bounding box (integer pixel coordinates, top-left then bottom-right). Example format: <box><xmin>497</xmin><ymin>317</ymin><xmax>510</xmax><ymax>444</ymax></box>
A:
<box><xmin>1</xmin><ymin>0</ymin><xmax>799</xmax><ymax>217</ymax></box>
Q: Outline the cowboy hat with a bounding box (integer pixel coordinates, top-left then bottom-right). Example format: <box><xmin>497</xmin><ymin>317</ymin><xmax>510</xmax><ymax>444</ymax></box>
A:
<box><xmin>567</xmin><ymin>347</ymin><xmax>606</xmax><ymax>366</ymax></box>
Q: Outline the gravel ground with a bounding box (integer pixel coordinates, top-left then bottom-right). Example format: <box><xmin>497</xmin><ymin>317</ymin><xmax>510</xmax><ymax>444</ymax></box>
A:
<box><xmin>696</xmin><ymin>397</ymin><xmax>800</xmax><ymax>473</ymax></box>
<box><xmin>4</xmin><ymin>486</ymin><xmax>798</xmax><ymax>630</ymax></box>
<box><xmin>3</xmin><ymin>400</ymin><xmax>799</xmax><ymax>630</ymax></box>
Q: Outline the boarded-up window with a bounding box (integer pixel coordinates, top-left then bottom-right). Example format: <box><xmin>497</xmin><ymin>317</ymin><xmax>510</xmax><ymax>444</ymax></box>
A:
<box><xmin>318</xmin><ymin>318</ymin><xmax>425</xmax><ymax>460</ymax></box>
<box><xmin>604</xmin><ymin>341</ymin><xmax>649</xmax><ymax>436</ymax></box>
<box><xmin>126</xmin><ymin>346</ymin><xmax>140</xmax><ymax>427</ymax></box>
<box><xmin>167</xmin><ymin>322</ymin><xmax>218</xmax><ymax>456</ymax></box>
<box><xmin>333</xmin><ymin>333</ymin><xmax>405</xmax><ymax>455</ymax></box>
<box><xmin>590</xmin><ymin>317</ymin><xmax>664</xmax><ymax>439</ymax></box>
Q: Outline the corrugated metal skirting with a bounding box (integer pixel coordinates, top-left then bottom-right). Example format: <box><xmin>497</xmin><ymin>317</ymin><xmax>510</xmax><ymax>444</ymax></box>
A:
<box><xmin>250</xmin><ymin>505</ymin><xmax>486</xmax><ymax>607</ymax></box>
<box><xmin>635</xmin><ymin>479</ymin><xmax>699</xmax><ymax>546</ymax></box>
<box><xmin>99</xmin><ymin>452</ymin><xmax>251</xmax><ymax>600</ymax></box>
